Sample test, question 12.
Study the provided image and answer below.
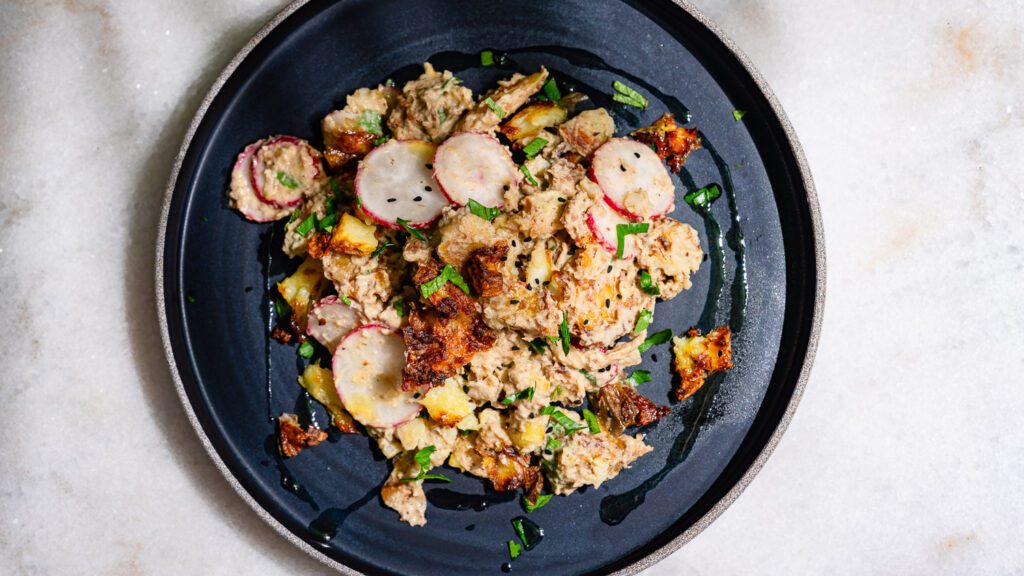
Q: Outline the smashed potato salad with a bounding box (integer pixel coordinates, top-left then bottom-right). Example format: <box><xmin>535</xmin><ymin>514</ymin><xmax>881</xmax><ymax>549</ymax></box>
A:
<box><xmin>228</xmin><ymin>63</ymin><xmax>733</xmax><ymax>526</ymax></box>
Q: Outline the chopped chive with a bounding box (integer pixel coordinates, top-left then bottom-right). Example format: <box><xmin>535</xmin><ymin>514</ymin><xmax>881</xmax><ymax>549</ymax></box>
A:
<box><xmin>467</xmin><ymin>198</ymin><xmax>502</xmax><ymax>221</ymax></box>
<box><xmin>200</xmin><ymin>215</ymin><xmax>209</xmax><ymax>223</ymax></box>
<box><xmin>483</xmin><ymin>97</ymin><xmax>507</xmax><ymax>119</ymax></box>
<box><xmin>501</xmin><ymin>386</ymin><xmax>535</xmax><ymax>405</ymax></box>
<box><xmin>276</xmin><ymin>171</ymin><xmax>300</xmax><ymax>189</ymax></box>
<box><xmin>544</xmin><ymin>436</ymin><xmax>562</xmax><ymax>452</ymax></box>
<box><xmin>441</xmin><ymin>76</ymin><xmax>461</xmax><ymax>90</ymax></box>
<box><xmin>616</xmin><ymin>222</ymin><xmax>649</xmax><ymax>258</ymax></box>
<box><xmin>633</xmin><ymin>308</ymin><xmax>653</xmax><ymax>334</ymax></box>
<box><xmin>298</xmin><ymin>340</ymin><xmax>314</xmax><ymax>358</ymax></box>
<box><xmin>520</xmin><ymin>165</ymin><xmax>539</xmax><ymax>187</ymax></box>
<box><xmin>296</xmin><ymin>213</ymin><xmax>317</xmax><ymax>236</ymax></box>
<box><xmin>393</xmin><ymin>298</ymin><xmax>405</xmax><ymax>318</ymax></box>
<box><xmin>578</xmin><ymin>369</ymin><xmax>597</xmax><ymax>385</ymax></box>
<box><xmin>638</xmin><ymin>329</ymin><xmax>673</xmax><ymax>353</ymax></box>
<box><xmin>420</xmin><ymin>263</ymin><xmax>470</xmax><ymax>299</ymax></box>
<box><xmin>541</xmin><ymin>406</ymin><xmax>587</xmax><ymax>434</ymax></box>
<box><xmin>733</xmin><ymin>109</ymin><xmax>748</xmax><ymax>121</ymax></box>
<box><xmin>396</xmin><ymin>217</ymin><xmax>426</xmax><ymax>241</ymax></box>
<box><xmin>274</xmin><ymin>294</ymin><xmax>291</xmax><ymax>319</ymax></box>
<box><xmin>436</xmin><ymin>108</ymin><xmax>447</xmax><ymax>123</ymax></box>
<box><xmin>287</xmin><ymin>210</ymin><xmax>301</xmax><ymax>224</ymax></box>
<box><xmin>317</xmin><ymin>212</ymin><xmax>337</xmax><ymax>232</ymax></box>
<box><xmin>582</xmin><ymin>409</ymin><xmax>601</xmax><ymax>434</ymax></box>
<box><xmin>541</xmin><ymin>77</ymin><xmax>560</xmax><ymax>102</ymax></box>
<box><xmin>480</xmin><ymin>50</ymin><xmax>495</xmax><ymax>67</ymax></box>
<box><xmin>358</xmin><ymin>110</ymin><xmax>383</xmax><ymax>136</ymax></box>
<box><xmin>186</xmin><ymin>293</ymin><xmax>196</xmax><ymax>304</ymax></box>
<box><xmin>338</xmin><ymin>294</ymin><xmax>353</xmax><ymax>306</ymax></box>
<box><xmin>522</xmin><ymin>493</ymin><xmax>553</xmax><ymax>513</ymax></box>
<box><xmin>521</xmin><ymin>137</ymin><xmax>548</xmax><ymax>160</ymax></box>
<box><xmin>559</xmin><ymin>312</ymin><xmax>570</xmax><ymax>355</ymax></box>
<box><xmin>684</xmin><ymin>184</ymin><xmax>722</xmax><ymax>210</ymax></box>
<box><xmin>508</xmin><ymin>540</ymin><xmax>522</xmax><ymax>560</ymax></box>
<box><xmin>612</xmin><ymin>80</ymin><xmax>649</xmax><ymax>109</ymax></box>
<box><xmin>370</xmin><ymin>241</ymin><xmax>393</xmax><ymax>258</ymax></box>
<box><xmin>528</xmin><ymin>337</ymin><xmax>549</xmax><ymax>355</ymax></box>
<box><xmin>624</xmin><ymin>369</ymin><xmax>652</xmax><ymax>386</ymax></box>
<box><xmin>373</xmin><ymin>135</ymin><xmax>390</xmax><ymax>146</ymax></box>
<box><xmin>512</xmin><ymin>518</ymin><xmax>527</xmax><ymax>544</ymax></box>
<box><xmin>639</xmin><ymin>270</ymin><xmax>661</xmax><ymax>295</ymax></box>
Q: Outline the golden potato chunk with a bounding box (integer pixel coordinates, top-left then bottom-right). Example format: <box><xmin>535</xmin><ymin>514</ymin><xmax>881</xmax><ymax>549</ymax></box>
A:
<box><xmin>671</xmin><ymin>326</ymin><xmax>733</xmax><ymax>401</ymax></box>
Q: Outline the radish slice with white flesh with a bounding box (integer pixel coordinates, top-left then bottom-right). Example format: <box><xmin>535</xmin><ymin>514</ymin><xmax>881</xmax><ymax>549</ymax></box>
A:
<box><xmin>228</xmin><ymin>138</ymin><xmax>293</xmax><ymax>222</ymax></box>
<box><xmin>586</xmin><ymin>205</ymin><xmax>638</xmax><ymax>259</ymax></box>
<box><xmin>590</xmin><ymin>138</ymin><xmax>675</xmax><ymax>220</ymax></box>
<box><xmin>333</xmin><ymin>324</ymin><xmax>421</xmax><ymax>428</ymax></box>
<box><xmin>306</xmin><ymin>296</ymin><xmax>360</xmax><ymax>352</ymax></box>
<box><xmin>433</xmin><ymin>132</ymin><xmax>517</xmax><ymax>208</ymax></box>
<box><xmin>355</xmin><ymin>139</ymin><xmax>449</xmax><ymax>230</ymax></box>
<box><xmin>249</xmin><ymin>135</ymin><xmax>322</xmax><ymax>209</ymax></box>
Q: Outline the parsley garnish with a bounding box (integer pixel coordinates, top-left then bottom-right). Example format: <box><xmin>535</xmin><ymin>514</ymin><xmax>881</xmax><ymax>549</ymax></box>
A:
<box><xmin>420</xmin><ymin>263</ymin><xmax>470</xmax><ymax>298</ymax></box>
<box><xmin>624</xmin><ymin>369</ymin><xmax>652</xmax><ymax>386</ymax></box>
<box><xmin>483</xmin><ymin>97</ymin><xmax>507</xmax><ymax>119</ymax></box>
<box><xmin>399</xmin><ymin>445</ymin><xmax>452</xmax><ymax>483</ymax></box>
<box><xmin>338</xmin><ymin>294</ymin><xmax>353</xmax><ymax>306</ymax></box>
<box><xmin>733</xmin><ymin>109</ymin><xmax>748</xmax><ymax>121</ymax></box>
<box><xmin>508</xmin><ymin>540</ymin><xmax>522</xmax><ymax>560</ymax></box>
<box><xmin>512</xmin><ymin>518</ymin><xmax>528</xmax><ymax>545</ymax></box>
<box><xmin>276</xmin><ymin>171</ymin><xmax>300</xmax><ymax>189</ymax></box>
<box><xmin>501</xmin><ymin>387</ymin><xmax>535</xmax><ymax>405</ymax></box>
<box><xmin>521</xmin><ymin>137</ymin><xmax>548</xmax><ymax>160</ymax></box>
<box><xmin>684</xmin><ymin>184</ymin><xmax>722</xmax><ymax>210</ymax></box>
<box><xmin>633</xmin><ymin>308</ymin><xmax>653</xmax><ymax>334</ymax></box>
<box><xmin>616</xmin><ymin>222</ymin><xmax>649</xmax><ymax>258</ymax></box>
<box><xmin>373</xmin><ymin>135</ymin><xmax>390</xmax><ymax>146</ymax></box>
<box><xmin>393</xmin><ymin>298</ymin><xmax>405</xmax><ymax>318</ymax></box>
<box><xmin>612</xmin><ymin>80</ymin><xmax>649</xmax><ymax>109</ymax></box>
<box><xmin>528</xmin><ymin>337</ymin><xmax>549</xmax><ymax>354</ymax></box>
<box><xmin>541</xmin><ymin>406</ymin><xmax>588</xmax><ymax>434</ymax></box>
<box><xmin>582</xmin><ymin>409</ymin><xmax>601</xmax><ymax>434</ymax></box>
<box><xmin>558</xmin><ymin>312</ymin><xmax>570</xmax><ymax>355</ymax></box>
<box><xmin>358</xmin><ymin>110</ymin><xmax>383</xmax><ymax>136</ymax></box>
<box><xmin>467</xmin><ymin>198</ymin><xmax>502</xmax><ymax>221</ymax></box>
<box><xmin>520</xmin><ymin>165</ymin><xmax>539</xmax><ymax>187</ymax></box>
<box><xmin>522</xmin><ymin>493</ymin><xmax>553</xmax><ymax>513</ymax></box>
<box><xmin>638</xmin><ymin>329</ymin><xmax>672</xmax><ymax>353</ymax></box>
<box><xmin>296</xmin><ymin>213</ymin><xmax>317</xmax><ymax>236</ymax></box>
<box><xmin>395</xmin><ymin>217</ymin><xmax>426</xmax><ymax>241</ymax></box>
<box><xmin>639</xmin><ymin>270</ymin><xmax>661</xmax><ymax>295</ymax></box>
<box><xmin>370</xmin><ymin>241</ymin><xmax>393</xmax><ymax>258</ymax></box>
<box><xmin>480</xmin><ymin>50</ymin><xmax>495</xmax><ymax>67</ymax></box>
<box><xmin>298</xmin><ymin>340</ymin><xmax>314</xmax><ymax>358</ymax></box>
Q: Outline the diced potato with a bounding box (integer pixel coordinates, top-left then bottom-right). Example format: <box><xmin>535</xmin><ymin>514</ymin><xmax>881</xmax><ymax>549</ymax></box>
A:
<box><xmin>508</xmin><ymin>415</ymin><xmax>548</xmax><ymax>453</ymax></box>
<box><xmin>277</xmin><ymin>255</ymin><xmax>328</xmax><ymax>328</ymax></box>
<box><xmin>395</xmin><ymin>417</ymin><xmax>428</xmax><ymax>451</ymax></box>
<box><xmin>672</xmin><ymin>326</ymin><xmax>733</xmax><ymax>401</ymax></box>
<box><xmin>419</xmin><ymin>378</ymin><xmax>475</xmax><ymax>427</ymax></box>
<box><xmin>525</xmin><ymin>244</ymin><xmax>553</xmax><ymax>286</ymax></box>
<box><xmin>330</xmin><ymin>212</ymin><xmax>379</xmax><ymax>254</ymax></box>
<box><xmin>500</xmin><ymin>102</ymin><xmax>568</xmax><ymax>143</ymax></box>
<box><xmin>456</xmin><ymin>412</ymin><xmax>480</xmax><ymax>431</ymax></box>
<box><xmin>298</xmin><ymin>364</ymin><xmax>357</xmax><ymax>432</ymax></box>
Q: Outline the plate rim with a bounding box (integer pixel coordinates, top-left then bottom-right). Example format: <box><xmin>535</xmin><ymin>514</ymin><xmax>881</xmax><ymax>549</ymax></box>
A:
<box><xmin>154</xmin><ymin>1</ymin><xmax>825</xmax><ymax>574</ymax></box>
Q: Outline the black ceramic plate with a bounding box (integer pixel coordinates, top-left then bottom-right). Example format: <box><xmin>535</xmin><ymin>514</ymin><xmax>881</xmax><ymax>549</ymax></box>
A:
<box><xmin>157</xmin><ymin>1</ymin><xmax>824</xmax><ymax>574</ymax></box>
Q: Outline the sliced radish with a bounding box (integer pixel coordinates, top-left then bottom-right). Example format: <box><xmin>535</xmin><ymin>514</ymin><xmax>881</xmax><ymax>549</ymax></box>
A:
<box><xmin>228</xmin><ymin>138</ymin><xmax>293</xmax><ymax>222</ymax></box>
<box><xmin>333</xmin><ymin>324</ymin><xmax>421</xmax><ymax>428</ymax></box>
<box><xmin>586</xmin><ymin>206</ymin><xmax>638</xmax><ymax>259</ymax></box>
<box><xmin>306</xmin><ymin>296</ymin><xmax>360</xmax><ymax>352</ymax></box>
<box><xmin>355</xmin><ymin>139</ymin><xmax>449</xmax><ymax>230</ymax></box>
<box><xmin>590</xmin><ymin>138</ymin><xmax>675</xmax><ymax>220</ymax></box>
<box><xmin>250</xmin><ymin>135</ymin><xmax>322</xmax><ymax>209</ymax></box>
<box><xmin>433</xmin><ymin>133</ymin><xmax>517</xmax><ymax>208</ymax></box>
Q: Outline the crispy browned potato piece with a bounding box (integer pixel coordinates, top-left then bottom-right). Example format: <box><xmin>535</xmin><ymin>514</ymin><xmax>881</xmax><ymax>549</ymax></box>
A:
<box><xmin>630</xmin><ymin>112</ymin><xmax>701</xmax><ymax>173</ymax></box>
<box><xmin>672</xmin><ymin>326</ymin><xmax>733</xmax><ymax>401</ymax></box>
<box><xmin>277</xmin><ymin>413</ymin><xmax>328</xmax><ymax>458</ymax></box>
<box><xmin>591</xmin><ymin>382</ymin><xmax>671</xmax><ymax>435</ymax></box>
<box><xmin>463</xmin><ymin>242</ymin><xmax>508</xmax><ymax>298</ymax></box>
<box><xmin>477</xmin><ymin>446</ymin><xmax>539</xmax><ymax>492</ymax></box>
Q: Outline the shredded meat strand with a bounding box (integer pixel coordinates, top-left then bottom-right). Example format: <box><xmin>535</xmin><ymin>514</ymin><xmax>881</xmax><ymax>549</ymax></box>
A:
<box><xmin>592</xmin><ymin>382</ymin><xmax>671</xmax><ymax>435</ymax></box>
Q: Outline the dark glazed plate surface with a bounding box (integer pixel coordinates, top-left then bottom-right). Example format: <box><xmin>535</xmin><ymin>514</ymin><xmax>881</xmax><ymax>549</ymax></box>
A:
<box><xmin>157</xmin><ymin>1</ymin><xmax>824</xmax><ymax>574</ymax></box>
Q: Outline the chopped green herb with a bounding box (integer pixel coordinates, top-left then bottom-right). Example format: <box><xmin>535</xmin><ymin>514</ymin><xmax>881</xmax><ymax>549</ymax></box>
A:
<box><xmin>420</xmin><ymin>263</ymin><xmax>471</xmax><ymax>299</ymax></box>
<box><xmin>441</xmin><ymin>76</ymin><xmax>461</xmax><ymax>90</ymax></box>
<box><xmin>338</xmin><ymin>294</ymin><xmax>353</xmax><ymax>306</ymax></box>
<box><xmin>528</xmin><ymin>337</ymin><xmax>549</xmax><ymax>354</ymax></box>
<box><xmin>393</xmin><ymin>298</ymin><xmax>405</xmax><ymax>318</ymax></box>
<box><xmin>541</xmin><ymin>77</ymin><xmax>561</xmax><ymax>102</ymax></box>
<box><xmin>541</xmin><ymin>406</ymin><xmax>587</xmax><ymax>434</ymax></box>
<box><xmin>639</xmin><ymin>270</ymin><xmax>661</xmax><ymax>295</ymax></box>
<box><xmin>521</xmin><ymin>137</ymin><xmax>548</xmax><ymax>160</ymax></box>
<box><xmin>508</xmin><ymin>540</ymin><xmax>522</xmax><ymax>560</ymax></box>
<box><xmin>733</xmin><ymin>109</ymin><xmax>748</xmax><ymax>121</ymax></box>
<box><xmin>512</xmin><ymin>518</ymin><xmax>527</xmax><ymax>544</ymax></box>
<box><xmin>481</xmin><ymin>50</ymin><xmax>495</xmax><ymax>67</ymax></box>
<box><xmin>370</xmin><ymin>241</ymin><xmax>393</xmax><ymax>258</ymax></box>
<box><xmin>186</xmin><ymin>293</ymin><xmax>196</xmax><ymax>304</ymax></box>
<box><xmin>328</xmin><ymin>176</ymin><xmax>343</xmax><ymax>197</ymax></box>
<box><xmin>483</xmin><ymin>96</ymin><xmax>507</xmax><ymax>119</ymax></box>
<box><xmin>520</xmin><ymin>165</ymin><xmax>539</xmax><ymax>187</ymax></box>
<box><xmin>358</xmin><ymin>110</ymin><xmax>383</xmax><ymax>136</ymax></box>
<box><xmin>638</xmin><ymin>329</ymin><xmax>673</xmax><ymax>353</ymax></box>
<box><xmin>317</xmin><ymin>212</ymin><xmax>337</xmax><ymax>232</ymax></box>
<box><xmin>558</xmin><ymin>312</ymin><xmax>571</xmax><ymax>355</ymax></box>
<box><xmin>582</xmin><ymin>408</ymin><xmax>601</xmax><ymax>434</ymax></box>
<box><xmin>624</xmin><ymin>369</ymin><xmax>652</xmax><ymax>386</ymax></box>
<box><xmin>274</xmin><ymin>294</ymin><xmax>291</xmax><ymax>319</ymax></box>
<box><xmin>276</xmin><ymin>171</ymin><xmax>300</xmax><ymax>189</ymax></box>
<box><xmin>200</xmin><ymin>215</ymin><xmax>209</xmax><ymax>223</ymax></box>
<box><xmin>616</xmin><ymin>222</ymin><xmax>649</xmax><ymax>258</ymax></box>
<box><xmin>287</xmin><ymin>209</ymin><xmax>301</xmax><ymax>223</ymax></box>
<box><xmin>501</xmin><ymin>387</ymin><xmax>535</xmax><ymax>405</ymax></box>
<box><xmin>612</xmin><ymin>80</ymin><xmax>649</xmax><ymax>109</ymax></box>
<box><xmin>436</xmin><ymin>108</ymin><xmax>447</xmax><ymax>123</ymax></box>
<box><xmin>395</xmin><ymin>217</ymin><xmax>426</xmax><ymax>241</ymax></box>
<box><xmin>544</xmin><ymin>436</ymin><xmax>563</xmax><ymax>452</ymax></box>
<box><xmin>373</xmin><ymin>135</ymin><xmax>390</xmax><ymax>146</ymax></box>
<box><xmin>522</xmin><ymin>493</ymin><xmax>553</xmax><ymax>513</ymax></box>
<box><xmin>578</xmin><ymin>369</ymin><xmax>597</xmax><ymax>385</ymax></box>
<box><xmin>467</xmin><ymin>198</ymin><xmax>502</xmax><ymax>221</ymax></box>
<box><xmin>633</xmin><ymin>308</ymin><xmax>653</xmax><ymax>334</ymax></box>
<box><xmin>298</xmin><ymin>340</ymin><xmax>314</xmax><ymax>359</ymax></box>
<box><xmin>384</xmin><ymin>78</ymin><xmax>395</xmax><ymax>87</ymax></box>
<box><xmin>684</xmin><ymin>184</ymin><xmax>722</xmax><ymax>210</ymax></box>
<box><xmin>399</xmin><ymin>445</ymin><xmax>453</xmax><ymax>483</ymax></box>
<box><xmin>296</xmin><ymin>213</ymin><xmax>317</xmax><ymax>236</ymax></box>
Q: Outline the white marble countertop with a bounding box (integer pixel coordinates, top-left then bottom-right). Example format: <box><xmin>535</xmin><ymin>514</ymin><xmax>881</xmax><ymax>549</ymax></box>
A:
<box><xmin>2</xmin><ymin>0</ymin><xmax>1022</xmax><ymax>574</ymax></box>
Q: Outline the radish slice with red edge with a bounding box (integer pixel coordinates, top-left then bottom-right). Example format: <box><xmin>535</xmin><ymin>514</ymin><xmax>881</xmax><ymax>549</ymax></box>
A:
<box><xmin>586</xmin><ymin>205</ymin><xmax>638</xmax><ymax>259</ymax></box>
<box><xmin>433</xmin><ymin>132</ymin><xmax>517</xmax><ymax>208</ymax></box>
<box><xmin>355</xmin><ymin>139</ymin><xmax>449</xmax><ymax>230</ymax></box>
<box><xmin>227</xmin><ymin>138</ymin><xmax>293</xmax><ymax>222</ymax></box>
<box><xmin>590</xmin><ymin>138</ymin><xmax>675</xmax><ymax>220</ymax></box>
<box><xmin>306</xmin><ymin>296</ymin><xmax>360</xmax><ymax>352</ymax></box>
<box><xmin>249</xmin><ymin>135</ymin><xmax>323</xmax><ymax>209</ymax></box>
<box><xmin>333</xmin><ymin>324</ymin><xmax>421</xmax><ymax>428</ymax></box>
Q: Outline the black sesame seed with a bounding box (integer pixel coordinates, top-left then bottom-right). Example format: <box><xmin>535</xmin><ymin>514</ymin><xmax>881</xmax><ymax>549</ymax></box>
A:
<box><xmin>620</xmin><ymin>164</ymin><xmax>627</xmax><ymax>172</ymax></box>
<box><xmin>583</xmin><ymin>319</ymin><xmax>589</xmax><ymax>325</ymax></box>
<box><xmin>511</xmin><ymin>346</ymin><xmax>521</xmax><ymax>351</ymax></box>
<box><xmin>616</xmin><ymin>294</ymin><xmax>623</xmax><ymax>300</ymax></box>
<box><xmin>607</xmin><ymin>265</ymin><xmax>613</xmax><ymax>273</ymax></box>
<box><xmin>510</xmin><ymin>299</ymin><xmax>520</xmax><ymax>304</ymax></box>
<box><xmin>425</xmin><ymin>163</ymin><xmax>433</xmax><ymax>169</ymax></box>
<box><xmin>557</xmin><ymin>197</ymin><xmax>566</xmax><ymax>203</ymax></box>
<box><xmin>634</xmin><ymin>152</ymin><xmax>641</xmax><ymax>159</ymax></box>
<box><xmin>413</xmin><ymin>392</ymin><xmax>421</xmax><ymax>398</ymax></box>
<box><xmin>525</xmin><ymin>284</ymin><xmax>533</xmax><ymax>291</ymax></box>
<box><xmin>605</xmin><ymin>299</ymin><xmax>610</xmax><ymax>308</ymax></box>
<box><xmin>424</xmin><ymin>186</ymin><xmax>432</xmax><ymax>192</ymax></box>
<box><xmin>413</xmin><ymin>195</ymin><xmax>423</xmax><ymax>202</ymax></box>
<box><xmin>542</xmin><ymin>280</ymin><xmax>550</xmax><ymax>286</ymax></box>
<box><xmin>511</xmin><ymin>240</ymin><xmax>517</xmax><ymax>247</ymax></box>
<box><xmin>524</xmin><ymin>236</ymin><xmax>533</xmax><ymax>243</ymax></box>
<box><xmin>387</xmin><ymin>198</ymin><xmax>397</xmax><ymax>203</ymax></box>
